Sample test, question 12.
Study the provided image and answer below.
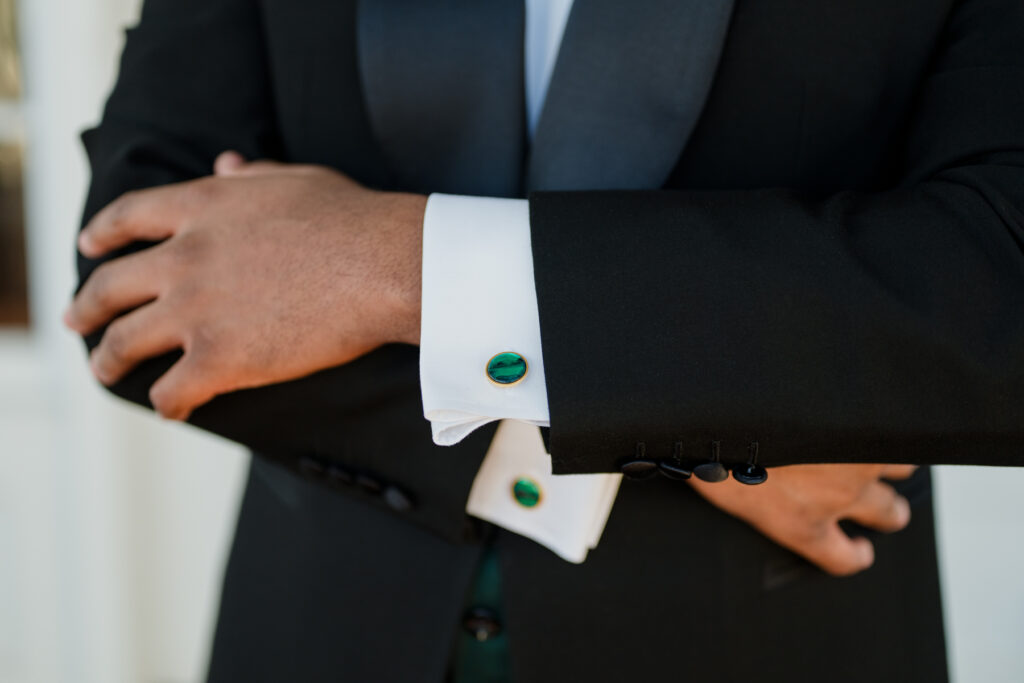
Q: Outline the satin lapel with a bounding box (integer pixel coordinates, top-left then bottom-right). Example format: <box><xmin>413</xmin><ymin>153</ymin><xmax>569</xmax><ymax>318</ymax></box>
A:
<box><xmin>356</xmin><ymin>0</ymin><xmax>526</xmax><ymax>197</ymax></box>
<box><xmin>527</xmin><ymin>0</ymin><xmax>736</xmax><ymax>191</ymax></box>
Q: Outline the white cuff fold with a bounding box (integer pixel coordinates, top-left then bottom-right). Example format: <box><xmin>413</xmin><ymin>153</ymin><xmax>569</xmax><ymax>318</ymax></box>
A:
<box><xmin>467</xmin><ymin>420</ymin><xmax>622</xmax><ymax>564</ymax></box>
<box><xmin>420</xmin><ymin>193</ymin><xmax>550</xmax><ymax>443</ymax></box>
<box><xmin>419</xmin><ymin>193</ymin><xmax>620</xmax><ymax>564</ymax></box>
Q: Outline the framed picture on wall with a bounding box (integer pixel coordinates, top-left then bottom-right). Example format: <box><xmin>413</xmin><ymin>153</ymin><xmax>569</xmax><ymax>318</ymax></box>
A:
<box><xmin>0</xmin><ymin>143</ymin><xmax>27</xmax><ymax>326</ymax></box>
<box><xmin>0</xmin><ymin>0</ymin><xmax>27</xmax><ymax>327</ymax></box>
<box><xmin>0</xmin><ymin>0</ymin><xmax>18</xmax><ymax>99</ymax></box>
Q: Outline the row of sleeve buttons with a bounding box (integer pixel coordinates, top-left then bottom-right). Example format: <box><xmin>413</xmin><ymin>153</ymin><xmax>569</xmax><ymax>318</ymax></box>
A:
<box><xmin>619</xmin><ymin>441</ymin><xmax>768</xmax><ymax>485</ymax></box>
<box><xmin>297</xmin><ymin>455</ymin><xmax>416</xmax><ymax>512</ymax></box>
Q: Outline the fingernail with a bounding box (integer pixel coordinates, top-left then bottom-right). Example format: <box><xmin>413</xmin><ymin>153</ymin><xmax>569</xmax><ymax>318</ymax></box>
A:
<box><xmin>896</xmin><ymin>497</ymin><xmax>911</xmax><ymax>526</ymax></box>
<box><xmin>857</xmin><ymin>539</ymin><xmax>875</xmax><ymax>568</ymax></box>
<box><xmin>89</xmin><ymin>354</ymin><xmax>105</xmax><ymax>383</ymax></box>
<box><xmin>78</xmin><ymin>233</ymin><xmax>94</xmax><ymax>255</ymax></box>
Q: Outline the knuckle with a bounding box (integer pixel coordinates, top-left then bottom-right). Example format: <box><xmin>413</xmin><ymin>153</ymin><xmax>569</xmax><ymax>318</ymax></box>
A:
<box><xmin>187</xmin><ymin>177</ymin><xmax>221</xmax><ymax>204</ymax></box>
<box><xmin>186</xmin><ymin>324</ymin><xmax>214</xmax><ymax>355</ymax></box>
<box><xmin>164</xmin><ymin>278</ymin><xmax>202</xmax><ymax>309</ymax></box>
<box><xmin>806</xmin><ymin>522</ymin><xmax>830</xmax><ymax>545</ymax></box>
<box><xmin>186</xmin><ymin>320</ymin><xmax>226</xmax><ymax>358</ymax></box>
<box><xmin>843</xmin><ymin>476</ymin><xmax>869</xmax><ymax>499</ymax></box>
<box><xmin>101</xmin><ymin>324</ymin><xmax>130</xmax><ymax>364</ymax></box>
<box><xmin>110</xmin><ymin>191</ymin><xmax>137</xmax><ymax>228</ymax></box>
<box><xmin>791</xmin><ymin>502</ymin><xmax>825</xmax><ymax>531</ymax></box>
<box><xmin>170</xmin><ymin>230</ymin><xmax>208</xmax><ymax>266</ymax></box>
<box><xmin>184</xmin><ymin>340</ymin><xmax>228</xmax><ymax>383</ymax></box>
<box><xmin>839</xmin><ymin>487</ymin><xmax>866</xmax><ymax>509</ymax></box>
<box><xmin>88</xmin><ymin>266</ymin><xmax>115</xmax><ymax>306</ymax></box>
<box><xmin>790</xmin><ymin>519</ymin><xmax>828</xmax><ymax>549</ymax></box>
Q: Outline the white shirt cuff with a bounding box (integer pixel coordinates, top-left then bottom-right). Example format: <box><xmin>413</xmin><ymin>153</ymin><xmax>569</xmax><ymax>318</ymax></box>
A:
<box><xmin>420</xmin><ymin>193</ymin><xmax>550</xmax><ymax>445</ymax></box>
<box><xmin>419</xmin><ymin>193</ymin><xmax>621</xmax><ymax>563</ymax></box>
<box><xmin>467</xmin><ymin>420</ymin><xmax>622</xmax><ymax>564</ymax></box>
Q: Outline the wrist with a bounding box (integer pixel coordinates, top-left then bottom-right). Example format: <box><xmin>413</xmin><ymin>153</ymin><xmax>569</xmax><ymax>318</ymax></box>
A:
<box><xmin>389</xmin><ymin>191</ymin><xmax>426</xmax><ymax>346</ymax></box>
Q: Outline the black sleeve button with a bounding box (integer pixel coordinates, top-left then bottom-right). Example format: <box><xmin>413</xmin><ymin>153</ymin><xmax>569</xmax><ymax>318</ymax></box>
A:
<box><xmin>693</xmin><ymin>461</ymin><xmax>729</xmax><ymax>482</ymax></box>
<box><xmin>620</xmin><ymin>460</ymin><xmax>658</xmax><ymax>479</ymax></box>
<box><xmin>694</xmin><ymin>441</ymin><xmax>729</xmax><ymax>482</ymax></box>
<box><xmin>659</xmin><ymin>442</ymin><xmax>692</xmax><ymax>480</ymax></box>
<box><xmin>298</xmin><ymin>456</ymin><xmax>326</xmax><ymax>479</ymax></box>
<box><xmin>462</xmin><ymin>607</ymin><xmax>502</xmax><ymax>642</ymax></box>
<box><xmin>733</xmin><ymin>442</ymin><xmax>768</xmax><ymax>485</ymax></box>
<box><xmin>620</xmin><ymin>443</ymin><xmax>658</xmax><ymax>479</ymax></box>
<box><xmin>383</xmin><ymin>484</ymin><xmax>415</xmax><ymax>512</ymax></box>
<box><xmin>733</xmin><ymin>463</ymin><xmax>768</xmax><ymax>485</ymax></box>
<box><xmin>658</xmin><ymin>460</ymin><xmax>692</xmax><ymax>480</ymax></box>
<box><xmin>325</xmin><ymin>463</ymin><xmax>354</xmax><ymax>486</ymax></box>
<box><xmin>355</xmin><ymin>473</ymin><xmax>383</xmax><ymax>495</ymax></box>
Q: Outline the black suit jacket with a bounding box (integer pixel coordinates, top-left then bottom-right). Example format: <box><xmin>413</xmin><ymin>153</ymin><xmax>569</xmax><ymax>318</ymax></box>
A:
<box><xmin>75</xmin><ymin>0</ymin><xmax>1021</xmax><ymax>679</ymax></box>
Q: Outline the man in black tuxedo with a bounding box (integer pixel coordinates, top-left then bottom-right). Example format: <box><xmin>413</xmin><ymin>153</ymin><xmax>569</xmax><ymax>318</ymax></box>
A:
<box><xmin>64</xmin><ymin>0</ymin><xmax>1024</xmax><ymax>680</ymax></box>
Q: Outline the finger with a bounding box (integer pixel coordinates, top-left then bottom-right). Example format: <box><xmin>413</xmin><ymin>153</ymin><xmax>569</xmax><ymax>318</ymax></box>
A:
<box><xmin>64</xmin><ymin>249</ymin><xmax>166</xmax><ymax>335</ymax></box>
<box><xmin>844</xmin><ymin>481</ymin><xmax>911</xmax><ymax>533</ymax></box>
<box><xmin>89</xmin><ymin>303</ymin><xmax>183</xmax><ymax>386</ymax></box>
<box><xmin>800</xmin><ymin>524</ymin><xmax>876</xmax><ymax>577</ymax></box>
<box><xmin>214</xmin><ymin>150</ymin><xmax>247</xmax><ymax>175</ymax></box>
<box><xmin>881</xmin><ymin>464</ymin><xmax>918</xmax><ymax>480</ymax></box>
<box><xmin>149</xmin><ymin>352</ymin><xmax>221</xmax><ymax>421</ymax></box>
<box><xmin>79</xmin><ymin>183</ymin><xmax>195</xmax><ymax>257</ymax></box>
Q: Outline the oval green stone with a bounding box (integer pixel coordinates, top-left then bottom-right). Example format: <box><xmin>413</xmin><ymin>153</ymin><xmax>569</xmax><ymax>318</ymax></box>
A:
<box><xmin>487</xmin><ymin>352</ymin><xmax>528</xmax><ymax>385</ymax></box>
<box><xmin>512</xmin><ymin>477</ymin><xmax>542</xmax><ymax>508</ymax></box>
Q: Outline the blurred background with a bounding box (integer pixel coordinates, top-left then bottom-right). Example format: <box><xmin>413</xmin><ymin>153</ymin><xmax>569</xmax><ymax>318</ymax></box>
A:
<box><xmin>0</xmin><ymin>1</ymin><xmax>1022</xmax><ymax>681</ymax></box>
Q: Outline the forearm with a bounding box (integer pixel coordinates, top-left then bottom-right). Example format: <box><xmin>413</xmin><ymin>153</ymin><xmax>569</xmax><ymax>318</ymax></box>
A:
<box><xmin>74</xmin><ymin>0</ymin><xmax>488</xmax><ymax>544</ymax></box>
<box><xmin>530</xmin><ymin>0</ymin><xmax>1024</xmax><ymax>474</ymax></box>
<box><xmin>533</xmin><ymin>175</ymin><xmax>1024</xmax><ymax>473</ymax></box>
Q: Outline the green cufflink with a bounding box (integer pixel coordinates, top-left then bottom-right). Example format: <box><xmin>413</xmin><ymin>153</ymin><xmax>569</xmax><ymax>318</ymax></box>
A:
<box><xmin>512</xmin><ymin>477</ymin><xmax>542</xmax><ymax>508</ymax></box>
<box><xmin>486</xmin><ymin>351</ymin><xmax>528</xmax><ymax>386</ymax></box>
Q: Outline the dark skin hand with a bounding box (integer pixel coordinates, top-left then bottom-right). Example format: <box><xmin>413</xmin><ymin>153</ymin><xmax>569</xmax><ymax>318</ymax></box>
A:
<box><xmin>65</xmin><ymin>151</ymin><xmax>425</xmax><ymax>421</ymax></box>
<box><xmin>65</xmin><ymin>152</ymin><xmax>914</xmax><ymax>576</ymax></box>
<box><xmin>690</xmin><ymin>463</ymin><xmax>915</xmax><ymax>576</ymax></box>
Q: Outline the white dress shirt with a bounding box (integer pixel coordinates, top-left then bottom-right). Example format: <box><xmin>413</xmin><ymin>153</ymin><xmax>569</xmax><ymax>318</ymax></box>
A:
<box><xmin>420</xmin><ymin>0</ymin><xmax>622</xmax><ymax>564</ymax></box>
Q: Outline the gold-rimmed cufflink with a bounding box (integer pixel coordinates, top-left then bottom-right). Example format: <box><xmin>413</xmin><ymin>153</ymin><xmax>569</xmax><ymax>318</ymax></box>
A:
<box><xmin>511</xmin><ymin>477</ymin><xmax>542</xmax><ymax>508</ymax></box>
<box><xmin>486</xmin><ymin>351</ymin><xmax>528</xmax><ymax>386</ymax></box>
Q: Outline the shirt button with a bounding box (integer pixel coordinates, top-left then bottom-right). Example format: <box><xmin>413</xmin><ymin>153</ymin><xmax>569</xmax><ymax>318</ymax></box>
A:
<box><xmin>486</xmin><ymin>351</ymin><xmax>528</xmax><ymax>385</ymax></box>
<box><xmin>462</xmin><ymin>607</ymin><xmax>502</xmax><ymax>642</ymax></box>
<box><xmin>511</xmin><ymin>477</ymin><xmax>542</xmax><ymax>508</ymax></box>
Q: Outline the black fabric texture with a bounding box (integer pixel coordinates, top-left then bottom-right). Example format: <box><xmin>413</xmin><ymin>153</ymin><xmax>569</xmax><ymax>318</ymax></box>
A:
<box><xmin>68</xmin><ymin>0</ymin><xmax>1021</xmax><ymax>679</ymax></box>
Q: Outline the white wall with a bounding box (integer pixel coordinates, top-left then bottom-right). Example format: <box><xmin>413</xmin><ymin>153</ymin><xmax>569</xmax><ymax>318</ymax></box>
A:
<box><xmin>935</xmin><ymin>471</ymin><xmax>1024</xmax><ymax>683</ymax></box>
<box><xmin>0</xmin><ymin>1</ymin><xmax>1021</xmax><ymax>682</ymax></box>
<box><xmin>2</xmin><ymin>1</ymin><xmax>247</xmax><ymax>682</ymax></box>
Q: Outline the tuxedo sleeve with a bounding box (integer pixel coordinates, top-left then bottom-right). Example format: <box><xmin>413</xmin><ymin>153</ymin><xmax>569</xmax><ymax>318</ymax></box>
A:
<box><xmin>530</xmin><ymin>0</ymin><xmax>1024</xmax><ymax>474</ymax></box>
<box><xmin>76</xmin><ymin>0</ymin><xmax>491</xmax><ymax>543</ymax></box>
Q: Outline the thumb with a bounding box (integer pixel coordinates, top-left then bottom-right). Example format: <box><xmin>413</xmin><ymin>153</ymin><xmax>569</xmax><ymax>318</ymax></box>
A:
<box><xmin>214</xmin><ymin>150</ymin><xmax>286</xmax><ymax>177</ymax></box>
<box><xmin>213</xmin><ymin>150</ymin><xmax>247</xmax><ymax>175</ymax></box>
